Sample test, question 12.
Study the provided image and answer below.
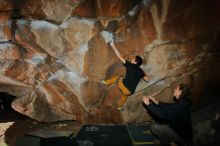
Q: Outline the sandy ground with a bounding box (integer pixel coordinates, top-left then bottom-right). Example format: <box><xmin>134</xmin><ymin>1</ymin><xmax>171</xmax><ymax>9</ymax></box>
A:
<box><xmin>0</xmin><ymin>110</ymin><xmax>82</xmax><ymax>146</ymax></box>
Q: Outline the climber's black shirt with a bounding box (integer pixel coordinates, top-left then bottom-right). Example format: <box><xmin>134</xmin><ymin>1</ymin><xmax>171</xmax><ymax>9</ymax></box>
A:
<box><xmin>122</xmin><ymin>61</ymin><xmax>145</xmax><ymax>94</ymax></box>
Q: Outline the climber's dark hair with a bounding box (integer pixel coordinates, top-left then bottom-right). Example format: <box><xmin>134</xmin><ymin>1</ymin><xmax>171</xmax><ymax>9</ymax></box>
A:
<box><xmin>135</xmin><ymin>56</ymin><xmax>143</xmax><ymax>66</ymax></box>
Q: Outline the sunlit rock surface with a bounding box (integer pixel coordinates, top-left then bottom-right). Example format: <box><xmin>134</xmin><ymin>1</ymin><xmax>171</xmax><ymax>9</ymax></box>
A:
<box><xmin>0</xmin><ymin>0</ymin><xmax>220</xmax><ymax>123</ymax></box>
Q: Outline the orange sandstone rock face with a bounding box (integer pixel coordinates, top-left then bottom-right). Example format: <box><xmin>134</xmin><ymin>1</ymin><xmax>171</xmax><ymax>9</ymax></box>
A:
<box><xmin>20</xmin><ymin>0</ymin><xmax>84</xmax><ymax>23</ymax></box>
<box><xmin>160</xmin><ymin>0</ymin><xmax>220</xmax><ymax>40</ymax></box>
<box><xmin>0</xmin><ymin>0</ymin><xmax>220</xmax><ymax>123</ymax></box>
<box><xmin>71</xmin><ymin>0</ymin><xmax>142</xmax><ymax>18</ymax></box>
<box><xmin>0</xmin><ymin>0</ymin><xmax>14</xmax><ymax>11</ymax></box>
<box><xmin>0</xmin><ymin>12</ymin><xmax>13</xmax><ymax>42</ymax></box>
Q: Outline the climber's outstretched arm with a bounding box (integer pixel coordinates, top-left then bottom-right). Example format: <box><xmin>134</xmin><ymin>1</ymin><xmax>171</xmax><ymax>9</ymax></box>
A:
<box><xmin>110</xmin><ymin>41</ymin><xmax>126</xmax><ymax>64</ymax></box>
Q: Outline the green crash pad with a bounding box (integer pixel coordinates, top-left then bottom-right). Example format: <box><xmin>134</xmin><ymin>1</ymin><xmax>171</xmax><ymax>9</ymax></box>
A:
<box><xmin>127</xmin><ymin>124</ymin><xmax>159</xmax><ymax>146</ymax></box>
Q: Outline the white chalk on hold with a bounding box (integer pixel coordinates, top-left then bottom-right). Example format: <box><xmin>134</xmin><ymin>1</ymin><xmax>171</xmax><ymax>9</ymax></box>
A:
<box><xmin>101</xmin><ymin>31</ymin><xmax>114</xmax><ymax>43</ymax></box>
<box><xmin>128</xmin><ymin>4</ymin><xmax>139</xmax><ymax>17</ymax></box>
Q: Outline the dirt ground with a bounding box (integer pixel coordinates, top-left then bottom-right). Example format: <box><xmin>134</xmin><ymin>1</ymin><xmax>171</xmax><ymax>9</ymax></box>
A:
<box><xmin>0</xmin><ymin>110</ymin><xmax>82</xmax><ymax>146</ymax></box>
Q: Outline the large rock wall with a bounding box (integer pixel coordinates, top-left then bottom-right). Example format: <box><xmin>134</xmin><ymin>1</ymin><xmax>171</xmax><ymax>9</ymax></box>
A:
<box><xmin>0</xmin><ymin>0</ymin><xmax>220</xmax><ymax>123</ymax></box>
